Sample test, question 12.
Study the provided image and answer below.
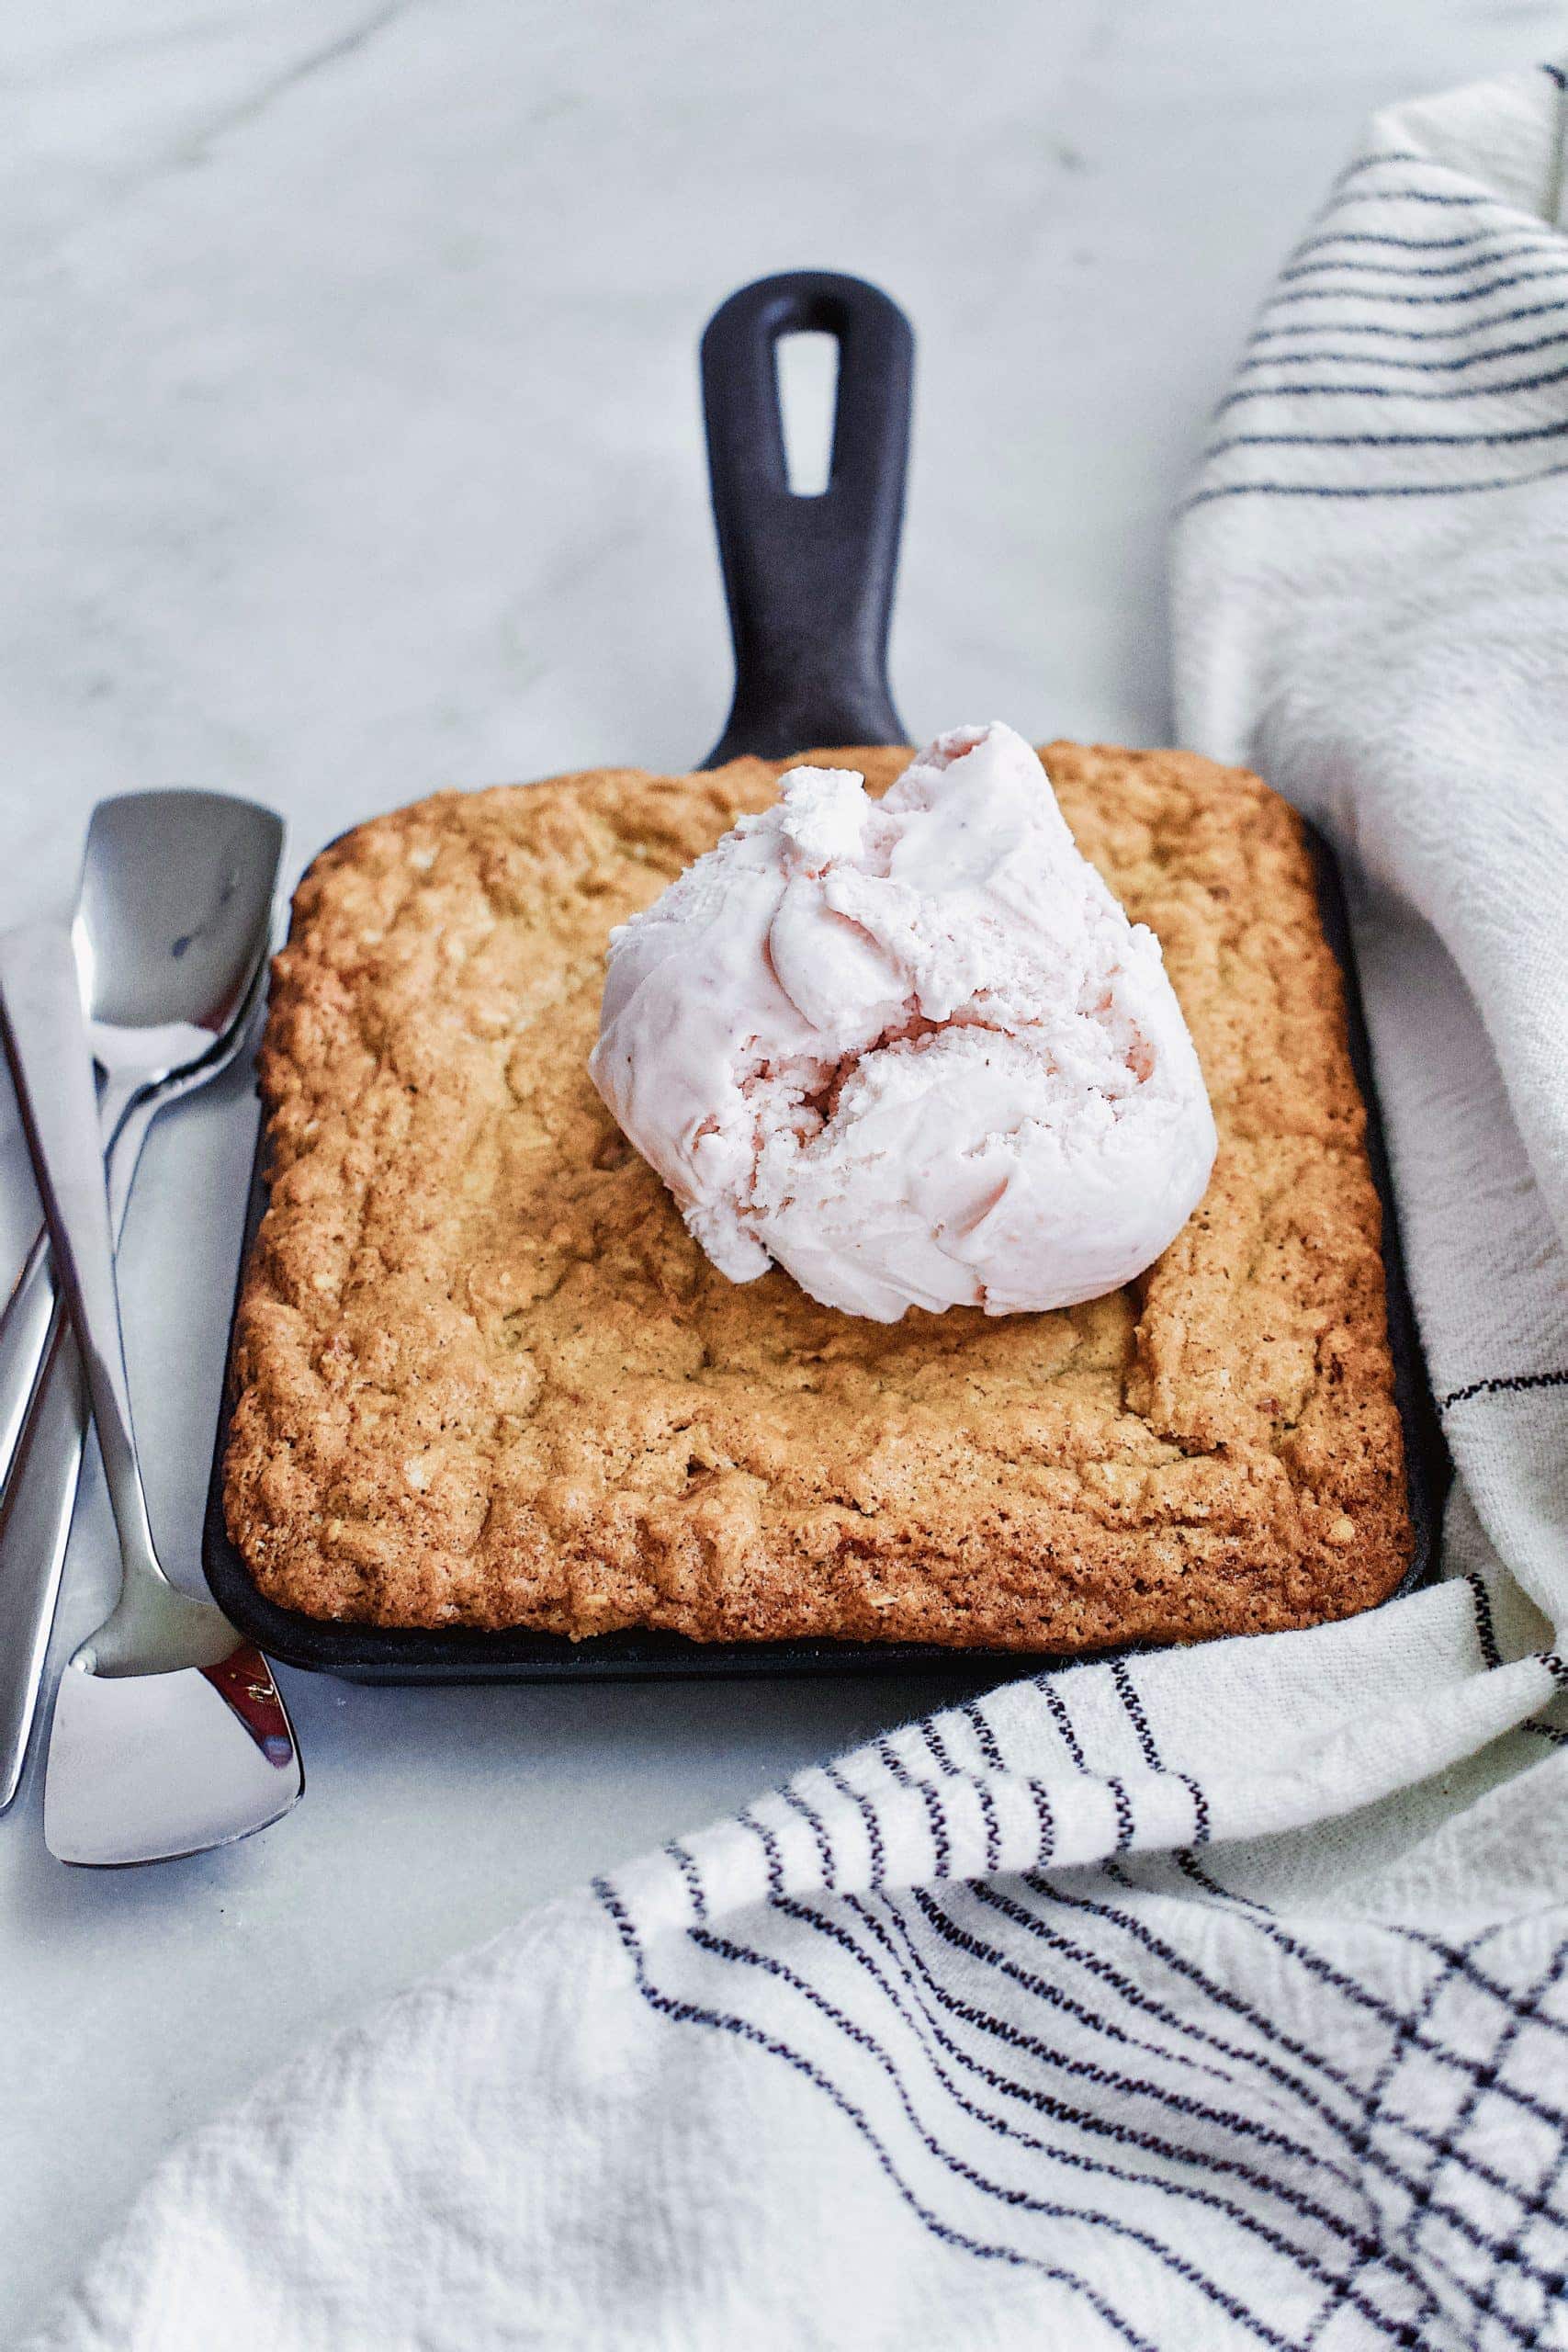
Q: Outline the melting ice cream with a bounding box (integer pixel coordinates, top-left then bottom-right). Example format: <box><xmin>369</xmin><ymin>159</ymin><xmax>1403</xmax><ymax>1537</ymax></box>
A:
<box><xmin>589</xmin><ymin>722</ymin><xmax>1217</xmax><ymax>1322</ymax></box>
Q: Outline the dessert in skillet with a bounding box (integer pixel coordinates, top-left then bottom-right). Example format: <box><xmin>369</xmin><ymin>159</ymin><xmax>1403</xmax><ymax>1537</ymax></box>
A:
<box><xmin>224</xmin><ymin>730</ymin><xmax>1412</xmax><ymax>1649</ymax></box>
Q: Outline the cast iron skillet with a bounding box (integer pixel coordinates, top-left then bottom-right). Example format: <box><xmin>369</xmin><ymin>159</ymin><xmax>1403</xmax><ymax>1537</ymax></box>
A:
<box><xmin>201</xmin><ymin>270</ymin><xmax>1448</xmax><ymax>1683</ymax></box>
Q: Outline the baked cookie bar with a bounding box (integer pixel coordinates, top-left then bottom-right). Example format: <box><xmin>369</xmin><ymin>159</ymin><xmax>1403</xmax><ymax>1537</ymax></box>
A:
<box><xmin>223</xmin><ymin>743</ymin><xmax>1411</xmax><ymax>1649</ymax></box>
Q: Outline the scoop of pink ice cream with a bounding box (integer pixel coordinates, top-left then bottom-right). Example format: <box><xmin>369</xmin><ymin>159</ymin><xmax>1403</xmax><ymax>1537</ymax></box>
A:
<box><xmin>589</xmin><ymin>721</ymin><xmax>1217</xmax><ymax>1323</ymax></box>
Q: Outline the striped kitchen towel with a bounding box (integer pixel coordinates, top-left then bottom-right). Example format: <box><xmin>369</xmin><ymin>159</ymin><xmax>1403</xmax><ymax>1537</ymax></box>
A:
<box><xmin>28</xmin><ymin>62</ymin><xmax>1568</xmax><ymax>2352</ymax></box>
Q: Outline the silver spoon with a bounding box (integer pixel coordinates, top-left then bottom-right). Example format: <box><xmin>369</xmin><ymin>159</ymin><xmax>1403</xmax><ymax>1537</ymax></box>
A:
<box><xmin>0</xmin><ymin>922</ymin><xmax>301</xmax><ymax>1864</ymax></box>
<box><xmin>0</xmin><ymin>968</ymin><xmax>268</xmax><ymax>1815</ymax></box>
<box><xmin>0</xmin><ymin>924</ymin><xmax>301</xmax><ymax>1868</ymax></box>
<box><xmin>0</xmin><ymin>791</ymin><xmax>284</xmax><ymax>1813</ymax></box>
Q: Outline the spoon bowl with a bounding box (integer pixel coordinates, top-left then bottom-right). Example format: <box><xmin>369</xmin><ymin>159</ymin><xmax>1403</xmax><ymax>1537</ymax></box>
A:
<box><xmin>45</xmin><ymin>1640</ymin><xmax>299</xmax><ymax>1868</ymax></box>
<box><xmin>74</xmin><ymin>788</ymin><xmax>285</xmax><ymax>1122</ymax></box>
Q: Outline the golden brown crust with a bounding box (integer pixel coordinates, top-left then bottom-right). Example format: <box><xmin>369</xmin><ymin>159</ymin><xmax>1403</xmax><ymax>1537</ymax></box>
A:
<box><xmin>223</xmin><ymin>742</ymin><xmax>1412</xmax><ymax>1650</ymax></box>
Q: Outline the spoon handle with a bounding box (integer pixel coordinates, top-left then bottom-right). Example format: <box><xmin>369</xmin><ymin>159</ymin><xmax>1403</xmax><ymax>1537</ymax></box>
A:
<box><xmin>0</xmin><ymin>925</ymin><xmax>164</xmax><ymax>1598</ymax></box>
<box><xmin>0</xmin><ymin>1074</ymin><xmax>153</xmax><ymax>1506</ymax></box>
<box><xmin>0</xmin><ymin>1086</ymin><xmax>164</xmax><ymax>1811</ymax></box>
<box><xmin>0</xmin><ymin>1231</ymin><xmax>60</xmax><ymax>1496</ymax></box>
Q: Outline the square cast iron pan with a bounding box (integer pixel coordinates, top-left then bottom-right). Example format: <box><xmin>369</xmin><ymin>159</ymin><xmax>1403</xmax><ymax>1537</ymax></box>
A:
<box><xmin>199</xmin><ymin>820</ymin><xmax>1446</xmax><ymax>1684</ymax></box>
<box><xmin>199</xmin><ymin>272</ymin><xmax>1448</xmax><ymax>1682</ymax></box>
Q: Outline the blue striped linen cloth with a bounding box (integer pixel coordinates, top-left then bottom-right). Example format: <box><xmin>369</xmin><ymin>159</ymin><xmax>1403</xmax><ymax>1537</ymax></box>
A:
<box><xmin>30</xmin><ymin>62</ymin><xmax>1568</xmax><ymax>2352</ymax></box>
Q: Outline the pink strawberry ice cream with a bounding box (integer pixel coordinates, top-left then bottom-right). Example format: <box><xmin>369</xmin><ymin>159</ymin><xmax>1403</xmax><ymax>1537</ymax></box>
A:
<box><xmin>589</xmin><ymin>722</ymin><xmax>1216</xmax><ymax>1323</ymax></box>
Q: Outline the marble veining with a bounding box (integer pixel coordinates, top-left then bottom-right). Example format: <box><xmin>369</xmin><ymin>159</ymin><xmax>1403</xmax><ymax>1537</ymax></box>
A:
<box><xmin>0</xmin><ymin>1</ymin><xmax>1548</xmax><ymax>2332</ymax></box>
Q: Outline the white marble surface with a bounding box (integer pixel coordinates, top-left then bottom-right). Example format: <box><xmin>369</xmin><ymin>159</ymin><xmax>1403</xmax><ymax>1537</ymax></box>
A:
<box><xmin>0</xmin><ymin>0</ymin><xmax>1551</xmax><ymax>2334</ymax></box>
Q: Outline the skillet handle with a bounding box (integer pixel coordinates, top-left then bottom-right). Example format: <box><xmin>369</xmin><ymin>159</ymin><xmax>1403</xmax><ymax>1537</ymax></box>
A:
<box><xmin>700</xmin><ymin>271</ymin><xmax>913</xmax><ymax>768</ymax></box>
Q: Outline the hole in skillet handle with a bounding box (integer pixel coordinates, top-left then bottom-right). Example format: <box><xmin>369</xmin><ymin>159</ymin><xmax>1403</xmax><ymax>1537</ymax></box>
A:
<box><xmin>700</xmin><ymin>271</ymin><xmax>915</xmax><ymax>769</ymax></box>
<box><xmin>775</xmin><ymin>332</ymin><xmax>839</xmax><ymax>496</ymax></box>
